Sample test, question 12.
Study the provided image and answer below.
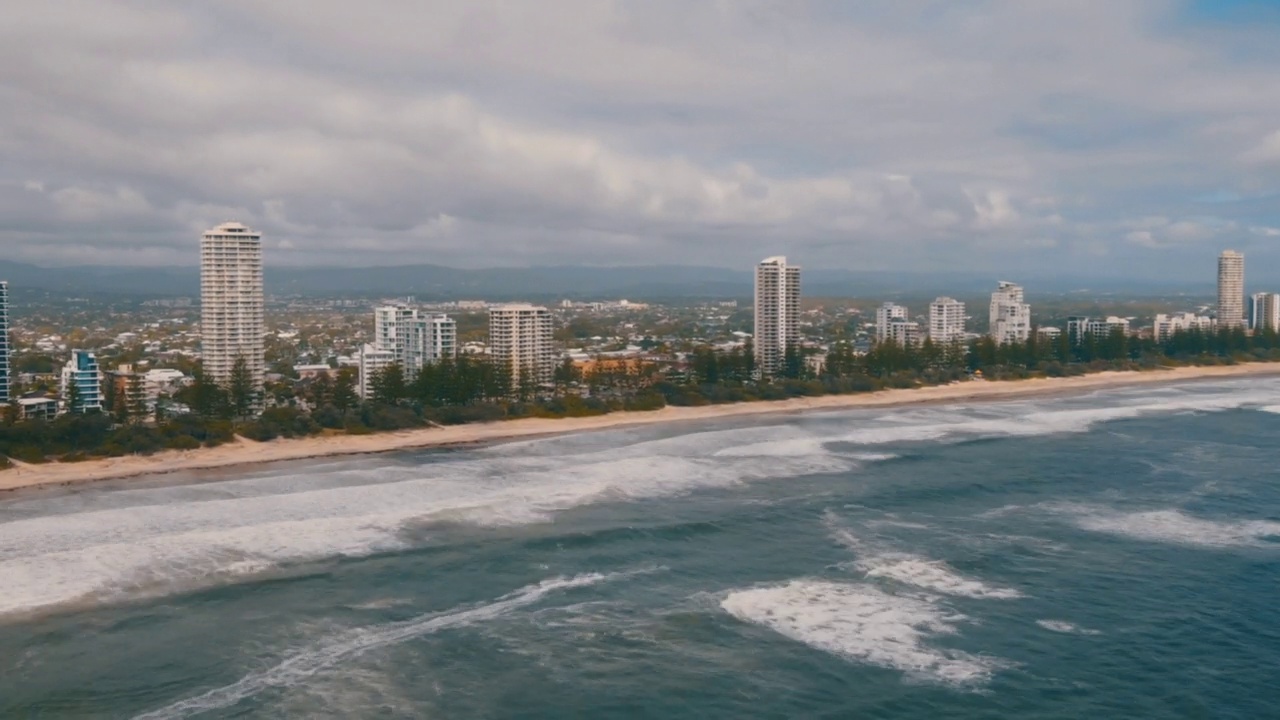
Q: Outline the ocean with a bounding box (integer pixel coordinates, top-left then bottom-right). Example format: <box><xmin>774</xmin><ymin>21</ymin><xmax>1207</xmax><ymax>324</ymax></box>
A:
<box><xmin>2</xmin><ymin>378</ymin><xmax>1279</xmax><ymax>719</ymax></box>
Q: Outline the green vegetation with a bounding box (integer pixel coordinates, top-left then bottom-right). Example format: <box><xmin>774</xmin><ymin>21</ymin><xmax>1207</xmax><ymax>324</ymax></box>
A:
<box><xmin>1</xmin><ymin>326</ymin><xmax>1277</xmax><ymax>467</ymax></box>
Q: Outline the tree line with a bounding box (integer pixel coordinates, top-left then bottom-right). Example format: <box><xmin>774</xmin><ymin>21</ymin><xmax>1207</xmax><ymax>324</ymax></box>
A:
<box><xmin>2</xmin><ymin>325</ymin><xmax>1278</xmax><ymax>467</ymax></box>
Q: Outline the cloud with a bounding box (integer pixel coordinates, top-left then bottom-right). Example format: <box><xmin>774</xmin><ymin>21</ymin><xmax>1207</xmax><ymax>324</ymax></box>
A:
<box><xmin>1</xmin><ymin>0</ymin><xmax>1279</xmax><ymax>278</ymax></box>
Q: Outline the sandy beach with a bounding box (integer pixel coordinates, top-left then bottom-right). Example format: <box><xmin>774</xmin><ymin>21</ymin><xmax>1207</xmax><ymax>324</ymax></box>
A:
<box><xmin>4</xmin><ymin>363</ymin><xmax>1278</xmax><ymax>494</ymax></box>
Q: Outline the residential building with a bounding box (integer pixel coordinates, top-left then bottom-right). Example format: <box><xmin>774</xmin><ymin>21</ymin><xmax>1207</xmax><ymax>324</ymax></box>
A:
<box><xmin>104</xmin><ymin>364</ymin><xmax>147</xmax><ymax>418</ymax></box>
<box><xmin>60</xmin><ymin>350</ymin><xmax>103</xmax><ymax>413</ymax></box>
<box><xmin>200</xmin><ymin>222</ymin><xmax>265</xmax><ymax>400</ymax></box>
<box><xmin>374</xmin><ymin>304</ymin><xmax>457</xmax><ymax>376</ymax></box>
<box><xmin>875</xmin><ymin>302</ymin><xmax>908</xmax><ymax>343</ymax></box>
<box><xmin>928</xmin><ymin>297</ymin><xmax>966</xmax><ymax>344</ymax></box>
<box><xmin>753</xmin><ymin>256</ymin><xmax>801</xmax><ymax>376</ymax></box>
<box><xmin>989</xmin><ymin>281</ymin><xmax>1031</xmax><ymax>344</ymax></box>
<box><xmin>17</xmin><ymin>396</ymin><xmax>58</xmax><ymax>422</ymax></box>
<box><xmin>1036</xmin><ymin>326</ymin><xmax>1062</xmax><ymax>342</ymax></box>
<box><xmin>1217</xmin><ymin>250</ymin><xmax>1245</xmax><ymax>329</ymax></box>
<box><xmin>489</xmin><ymin>304</ymin><xmax>556</xmax><ymax>389</ymax></box>
<box><xmin>1250</xmin><ymin>292</ymin><xmax>1280</xmax><ymax>333</ymax></box>
<box><xmin>1153</xmin><ymin>313</ymin><xmax>1215</xmax><ymax>343</ymax></box>
<box><xmin>1066</xmin><ymin>316</ymin><xmax>1131</xmax><ymax>344</ymax></box>
<box><xmin>0</xmin><ymin>280</ymin><xmax>9</xmax><ymax>405</ymax></box>
<box><xmin>357</xmin><ymin>344</ymin><xmax>396</xmax><ymax>400</ymax></box>
<box><xmin>886</xmin><ymin>320</ymin><xmax>922</xmax><ymax>347</ymax></box>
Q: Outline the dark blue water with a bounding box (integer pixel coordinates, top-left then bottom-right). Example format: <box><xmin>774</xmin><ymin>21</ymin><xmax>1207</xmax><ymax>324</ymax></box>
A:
<box><xmin>2</xmin><ymin>379</ymin><xmax>1279</xmax><ymax>718</ymax></box>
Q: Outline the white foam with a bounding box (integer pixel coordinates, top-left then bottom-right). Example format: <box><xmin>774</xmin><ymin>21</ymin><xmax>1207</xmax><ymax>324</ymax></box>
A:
<box><xmin>133</xmin><ymin>571</ymin><xmax>640</xmax><ymax>720</ymax></box>
<box><xmin>721</xmin><ymin>580</ymin><xmax>1001</xmax><ymax>685</ymax></box>
<box><xmin>1059</xmin><ymin>506</ymin><xmax>1280</xmax><ymax>549</ymax></box>
<box><xmin>1036</xmin><ymin>619</ymin><xmax>1101</xmax><ymax>635</ymax></box>
<box><xmin>864</xmin><ymin>558</ymin><xmax>1024</xmax><ymax>599</ymax></box>
<box><xmin>824</xmin><ymin>514</ymin><xmax>1023</xmax><ymax>600</ymax></box>
<box><xmin>0</xmin><ymin>446</ymin><xmax>852</xmax><ymax>617</ymax></box>
<box><xmin>1257</xmin><ymin>405</ymin><xmax>1280</xmax><ymax>415</ymax></box>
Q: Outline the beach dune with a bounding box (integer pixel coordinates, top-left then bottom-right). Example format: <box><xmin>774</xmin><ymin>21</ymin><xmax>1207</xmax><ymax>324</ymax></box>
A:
<box><xmin>3</xmin><ymin>364</ymin><xmax>1277</xmax><ymax>494</ymax></box>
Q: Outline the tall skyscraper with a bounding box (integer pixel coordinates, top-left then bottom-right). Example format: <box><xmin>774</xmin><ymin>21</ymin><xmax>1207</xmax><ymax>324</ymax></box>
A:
<box><xmin>753</xmin><ymin>257</ymin><xmax>801</xmax><ymax>376</ymax></box>
<box><xmin>1217</xmin><ymin>250</ymin><xmax>1245</xmax><ymax>330</ymax></box>
<box><xmin>875</xmin><ymin>302</ymin><xmax>908</xmax><ymax>343</ymax></box>
<box><xmin>1251</xmin><ymin>292</ymin><xmax>1280</xmax><ymax>333</ymax></box>
<box><xmin>200</xmin><ymin>222</ymin><xmax>265</xmax><ymax>396</ymax></box>
<box><xmin>989</xmin><ymin>281</ymin><xmax>1031</xmax><ymax>345</ymax></box>
<box><xmin>60</xmin><ymin>350</ymin><xmax>103</xmax><ymax>413</ymax></box>
<box><xmin>0</xmin><ymin>280</ymin><xmax>9</xmax><ymax>405</ymax></box>
<box><xmin>373</xmin><ymin>304</ymin><xmax>457</xmax><ymax>377</ymax></box>
<box><xmin>928</xmin><ymin>297</ymin><xmax>966</xmax><ymax>344</ymax></box>
<box><xmin>489</xmin><ymin>304</ymin><xmax>555</xmax><ymax>389</ymax></box>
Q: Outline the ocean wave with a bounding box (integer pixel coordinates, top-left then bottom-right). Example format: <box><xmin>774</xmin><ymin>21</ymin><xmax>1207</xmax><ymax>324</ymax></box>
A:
<box><xmin>863</xmin><ymin>557</ymin><xmax>1024</xmax><ymax>599</ymax></box>
<box><xmin>132</xmin><ymin>570</ymin><xmax>647</xmax><ymax>720</ymax></box>
<box><xmin>1052</xmin><ymin>505</ymin><xmax>1280</xmax><ymax>549</ymax></box>
<box><xmin>0</xmin><ymin>449</ymin><xmax>852</xmax><ymax>618</ymax></box>
<box><xmin>1036</xmin><ymin>619</ymin><xmax>1101</xmax><ymax>635</ymax></box>
<box><xmin>721</xmin><ymin>580</ymin><xmax>1003</xmax><ymax>685</ymax></box>
<box><xmin>824</xmin><ymin>513</ymin><xmax>1024</xmax><ymax>599</ymax></box>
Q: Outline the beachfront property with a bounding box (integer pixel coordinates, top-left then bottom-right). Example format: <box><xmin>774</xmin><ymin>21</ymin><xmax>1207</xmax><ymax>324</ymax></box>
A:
<box><xmin>886</xmin><ymin>319</ymin><xmax>922</xmax><ymax>347</ymax></box>
<box><xmin>874</xmin><ymin>302</ymin><xmax>908</xmax><ymax>343</ymax></box>
<box><xmin>1066</xmin><ymin>316</ymin><xmax>1131</xmax><ymax>344</ymax></box>
<box><xmin>753</xmin><ymin>256</ymin><xmax>801</xmax><ymax>376</ymax></box>
<box><xmin>357</xmin><ymin>343</ymin><xmax>396</xmax><ymax>400</ymax></box>
<box><xmin>1153</xmin><ymin>313</ymin><xmax>1215</xmax><ymax>343</ymax></box>
<box><xmin>60</xmin><ymin>350</ymin><xmax>103</xmax><ymax>413</ymax></box>
<box><xmin>1217</xmin><ymin>250</ymin><xmax>1245</xmax><ymax>329</ymax></box>
<box><xmin>0</xmin><ymin>280</ymin><xmax>9</xmax><ymax>405</ymax></box>
<box><xmin>373</xmin><ymin>304</ymin><xmax>458</xmax><ymax>377</ymax></box>
<box><xmin>989</xmin><ymin>281</ymin><xmax>1031</xmax><ymax>345</ymax></box>
<box><xmin>200</xmin><ymin>222</ymin><xmax>265</xmax><ymax>398</ymax></box>
<box><xmin>928</xmin><ymin>297</ymin><xmax>966</xmax><ymax>344</ymax></box>
<box><xmin>1250</xmin><ymin>292</ymin><xmax>1280</xmax><ymax>333</ymax></box>
<box><xmin>489</xmin><ymin>304</ymin><xmax>556</xmax><ymax>389</ymax></box>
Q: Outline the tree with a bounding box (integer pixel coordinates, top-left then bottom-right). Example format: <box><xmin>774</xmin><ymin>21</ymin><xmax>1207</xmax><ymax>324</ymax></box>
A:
<box><xmin>227</xmin><ymin>356</ymin><xmax>258</xmax><ymax>420</ymax></box>
<box><xmin>64</xmin><ymin>378</ymin><xmax>82</xmax><ymax>415</ymax></box>
<box><xmin>332</xmin><ymin>368</ymin><xmax>359</xmax><ymax>421</ymax></box>
<box><xmin>370</xmin><ymin>363</ymin><xmax>407</xmax><ymax>406</ymax></box>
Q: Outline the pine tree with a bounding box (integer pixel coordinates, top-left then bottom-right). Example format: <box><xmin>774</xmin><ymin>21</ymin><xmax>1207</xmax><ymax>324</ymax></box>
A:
<box><xmin>228</xmin><ymin>356</ymin><xmax>257</xmax><ymax>419</ymax></box>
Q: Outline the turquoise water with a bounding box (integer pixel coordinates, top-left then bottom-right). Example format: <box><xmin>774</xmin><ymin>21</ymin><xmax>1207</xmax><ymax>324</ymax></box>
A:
<box><xmin>2</xmin><ymin>379</ymin><xmax>1279</xmax><ymax>718</ymax></box>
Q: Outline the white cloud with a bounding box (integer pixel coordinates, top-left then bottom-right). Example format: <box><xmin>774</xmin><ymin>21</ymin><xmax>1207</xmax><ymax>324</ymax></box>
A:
<box><xmin>0</xmin><ymin>1</ymin><xmax>1278</xmax><ymax>275</ymax></box>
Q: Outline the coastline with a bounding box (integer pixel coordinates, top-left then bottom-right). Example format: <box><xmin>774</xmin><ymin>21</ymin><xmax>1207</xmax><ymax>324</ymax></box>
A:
<box><xmin>4</xmin><ymin>363</ymin><xmax>1278</xmax><ymax>494</ymax></box>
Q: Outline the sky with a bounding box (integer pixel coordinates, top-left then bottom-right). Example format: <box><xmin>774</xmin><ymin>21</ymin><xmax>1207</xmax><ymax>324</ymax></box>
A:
<box><xmin>2</xmin><ymin>0</ymin><xmax>1280</xmax><ymax>278</ymax></box>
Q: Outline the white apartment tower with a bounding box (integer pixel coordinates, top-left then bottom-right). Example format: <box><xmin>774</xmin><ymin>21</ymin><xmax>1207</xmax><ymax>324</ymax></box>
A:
<box><xmin>200</xmin><ymin>222</ymin><xmax>265</xmax><ymax>394</ymax></box>
<box><xmin>929</xmin><ymin>297</ymin><xmax>966</xmax><ymax>344</ymax></box>
<box><xmin>989</xmin><ymin>281</ymin><xmax>1031</xmax><ymax>345</ymax></box>
<box><xmin>373</xmin><ymin>304</ymin><xmax>457</xmax><ymax>376</ymax></box>
<box><xmin>875</xmin><ymin>302</ymin><xmax>908</xmax><ymax>343</ymax></box>
<box><xmin>753</xmin><ymin>257</ymin><xmax>801</xmax><ymax>375</ymax></box>
<box><xmin>1250</xmin><ymin>292</ymin><xmax>1280</xmax><ymax>333</ymax></box>
<box><xmin>489</xmin><ymin>304</ymin><xmax>555</xmax><ymax>389</ymax></box>
<box><xmin>0</xmin><ymin>280</ymin><xmax>9</xmax><ymax>405</ymax></box>
<box><xmin>60</xmin><ymin>350</ymin><xmax>103</xmax><ymax>413</ymax></box>
<box><xmin>1218</xmin><ymin>250</ymin><xmax>1245</xmax><ymax>330</ymax></box>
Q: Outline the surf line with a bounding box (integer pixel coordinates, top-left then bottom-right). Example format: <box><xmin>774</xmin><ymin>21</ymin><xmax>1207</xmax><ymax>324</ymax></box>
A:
<box><xmin>133</xmin><ymin>569</ymin><xmax>658</xmax><ymax>720</ymax></box>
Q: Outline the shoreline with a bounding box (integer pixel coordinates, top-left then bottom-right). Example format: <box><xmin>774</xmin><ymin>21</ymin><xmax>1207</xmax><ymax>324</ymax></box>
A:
<box><xmin>4</xmin><ymin>363</ymin><xmax>1278</xmax><ymax>494</ymax></box>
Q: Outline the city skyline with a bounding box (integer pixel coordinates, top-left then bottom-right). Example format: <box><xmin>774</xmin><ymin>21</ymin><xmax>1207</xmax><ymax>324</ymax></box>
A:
<box><xmin>2</xmin><ymin>3</ymin><xmax>1279</xmax><ymax>276</ymax></box>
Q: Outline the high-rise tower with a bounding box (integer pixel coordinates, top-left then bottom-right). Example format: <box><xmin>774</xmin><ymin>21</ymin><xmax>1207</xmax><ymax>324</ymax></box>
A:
<box><xmin>929</xmin><ymin>297</ymin><xmax>966</xmax><ymax>344</ymax></box>
<box><xmin>753</xmin><ymin>257</ymin><xmax>801</xmax><ymax>376</ymax></box>
<box><xmin>0</xmin><ymin>280</ymin><xmax>9</xmax><ymax>405</ymax></box>
<box><xmin>489</xmin><ymin>304</ymin><xmax>555</xmax><ymax>390</ymax></box>
<box><xmin>989</xmin><ymin>281</ymin><xmax>1031</xmax><ymax>345</ymax></box>
<box><xmin>1218</xmin><ymin>250</ymin><xmax>1245</xmax><ymax>330</ymax></box>
<box><xmin>200</xmin><ymin>222</ymin><xmax>265</xmax><ymax>397</ymax></box>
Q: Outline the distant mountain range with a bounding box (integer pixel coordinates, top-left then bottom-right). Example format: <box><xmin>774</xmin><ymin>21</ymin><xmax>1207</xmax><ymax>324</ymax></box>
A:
<box><xmin>0</xmin><ymin>261</ymin><xmax>1215</xmax><ymax>300</ymax></box>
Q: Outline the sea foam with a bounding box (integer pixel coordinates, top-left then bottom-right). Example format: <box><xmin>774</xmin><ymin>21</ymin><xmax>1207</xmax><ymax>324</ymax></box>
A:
<box><xmin>132</xmin><ymin>571</ymin><xmax>642</xmax><ymax>720</ymax></box>
<box><xmin>1053</xmin><ymin>505</ymin><xmax>1280</xmax><ymax>549</ymax></box>
<box><xmin>721</xmin><ymin>580</ymin><xmax>1001</xmax><ymax>685</ymax></box>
